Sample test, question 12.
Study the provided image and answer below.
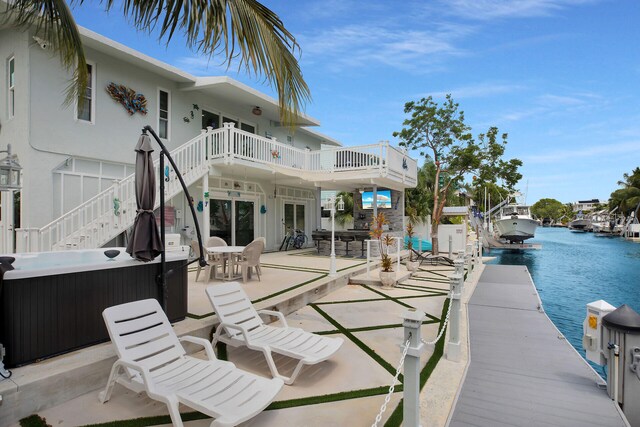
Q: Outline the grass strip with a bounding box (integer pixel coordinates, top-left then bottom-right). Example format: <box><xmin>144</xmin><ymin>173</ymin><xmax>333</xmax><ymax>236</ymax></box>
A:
<box><xmin>267</xmin><ymin>385</ymin><xmax>402</xmax><ymax>410</ymax></box>
<box><xmin>383</xmin><ymin>298</ymin><xmax>450</xmax><ymax>427</ymax></box>
<box><xmin>20</xmin><ymin>415</ymin><xmax>51</xmax><ymax>427</ymax></box>
<box><xmin>361</xmin><ymin>285</ymin><xmax>414</xmax><ymax>309</ymax></box>
<box><xmin>261</xmin><ymin>264</ymin><xmax>327</xmax><ymax>273</ymax></box>
<box><xmin>252</xmin><ymin>274</ymin><xmax>327</xmax><ymax>304</ymax></box>
<box><xmin>360</xmin><ymin>285</ymin><xmax>440</xmax><ymax>321</ymax></box>
<box><xmin>394</xmin><ymin>283</ymin><xmax>445</xmax><ymax>293</ymax></box>
<box><xmin>186</xmin><ymin>273</ymin><xmax>326</xmax><ymax>319</ymax></box>
<box><xmin>310</xmin><ymin>304</ymin><xmax>402</xmax><ymax>382</ymax></box>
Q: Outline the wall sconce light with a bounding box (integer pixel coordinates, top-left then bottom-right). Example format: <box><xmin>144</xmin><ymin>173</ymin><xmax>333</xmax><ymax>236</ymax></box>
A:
<box><xmin>359</xmin><ymin>188</ymin><xmax>365</xmax><ymax>194</ymax></box>
<box><xmin>0</xmin><ymin>144</ymin><xmax>22</xmax><ymax>190</ymax></box>
<box><xmin>252</xmin><ymin>106</ymin><xmax>262</xmax><ymax>116</ymax></box>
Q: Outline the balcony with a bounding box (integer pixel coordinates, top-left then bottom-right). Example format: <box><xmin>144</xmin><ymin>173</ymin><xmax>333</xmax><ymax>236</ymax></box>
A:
<box><xmin>205</xmin><ymin>123</ymin><xmax>418</xmax><ymax>190</ymax></box>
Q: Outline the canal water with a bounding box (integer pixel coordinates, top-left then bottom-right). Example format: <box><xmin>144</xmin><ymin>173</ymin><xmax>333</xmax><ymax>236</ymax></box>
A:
<box><xmin>487</xmin><ymin>227</ymin><xmax>640</xmax><ymax>376</ymax></box>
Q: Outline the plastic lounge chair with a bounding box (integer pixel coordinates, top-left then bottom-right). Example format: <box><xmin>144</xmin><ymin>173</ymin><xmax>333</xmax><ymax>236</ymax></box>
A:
<box><xmin>99</xmin><ymin>298</ymin><xmax>283</xmax><ymax>427</ymax></box>
<box><xmin>410</xmin><ymin>248</ymin><xmax>454</xmax><ymax>267</ymax></box>
<box><xmin>206</xmin><ymin>282</ymin><xmax>343</xmax><ymax>384</ymax></box>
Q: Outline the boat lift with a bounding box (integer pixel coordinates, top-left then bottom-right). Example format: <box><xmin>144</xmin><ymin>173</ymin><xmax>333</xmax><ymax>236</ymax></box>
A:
<box><xmin>470</xmin><ymin>205</ymin><xmax>542</xmax><ymax>251</ymax></box>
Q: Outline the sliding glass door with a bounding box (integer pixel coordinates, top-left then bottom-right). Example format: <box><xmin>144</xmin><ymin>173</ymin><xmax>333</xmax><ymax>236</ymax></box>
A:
<box><xmin>235</xmin><ymin>200</ymin><xmax>254</xmax><ymax>246</ymax></box>
<box><xmin>210</xmin><ymin>198</ymin><xmax>255</xmax><ymax>246</ymax></box>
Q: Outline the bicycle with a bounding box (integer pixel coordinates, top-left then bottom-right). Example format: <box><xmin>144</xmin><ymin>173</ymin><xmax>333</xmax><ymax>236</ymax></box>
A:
<box><xmin>291</xmin><ymin>229</ymin><xmax>308</xmax><ymax>249</ymax></box>
<box><xmin>279</xmin><ymin>227</ymin><xmax>294</xmax><ymax>251</ymax></box>
<box><xmin>279</xmin><ymin>227</ymin><xmax>308</xmax><ymax>251</ymax></box>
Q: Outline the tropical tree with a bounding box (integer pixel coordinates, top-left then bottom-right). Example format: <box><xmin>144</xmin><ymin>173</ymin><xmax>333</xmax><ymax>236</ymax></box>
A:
<box><xmin>609</xmin><ymin>167</ymin><xmax>640</xmax><ymax>215</ymax></box>
<box><xmin>335</xmin><ymin>191</ymin><xmax>354</xmax><ymax>227</ymax></box>
<box><xmin>394</xmin><ymin>94</ymin><xmax>522</xmax><ymax>254</ymax></box>
<box><xmin>405</xmin><ymin>162</ymin><xmax>434</xmax><ymax>225</ymax></box>
<box><xmin>1</xmin><ymin>0</ymin><xmax>309</xmax><ymax>124</ymax></box>
<box><xmin>531</xmin><ymin>198</ymin><xmax>565</xmax><ymax>222</ymax></box>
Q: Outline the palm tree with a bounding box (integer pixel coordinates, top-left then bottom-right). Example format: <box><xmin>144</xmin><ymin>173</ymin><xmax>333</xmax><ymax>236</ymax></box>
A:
<box><xmin>610</xmin><ymin>167</ymin><xmax>640</xmax><ymax>215</ymax></box>
<box><xmin>1</xmin><ymin>0</ymin><xmax>310</xmax><ymax>124</ymax></box>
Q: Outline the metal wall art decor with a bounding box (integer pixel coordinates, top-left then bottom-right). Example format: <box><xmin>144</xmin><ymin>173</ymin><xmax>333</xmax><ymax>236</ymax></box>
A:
<box><xmin>183</xmin><ymin>104</ymin><xmax>200</xmax><ymax>123</ymax></box>
<box><xmin>105</xmin><ymin>83</ymin><xmax>148</xmax><ymax>115</ymax></box>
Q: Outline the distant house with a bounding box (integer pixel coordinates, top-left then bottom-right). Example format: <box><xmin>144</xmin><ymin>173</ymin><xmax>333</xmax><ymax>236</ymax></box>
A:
<box><xmin>0</xmin><ymin>25</ymin><xmax>417</xmax><ymax>253</ymax></box>
<box><xmin>572</xmin><ymin>199</ymin><xmax>601</xmax><ymax>212</ymax></box>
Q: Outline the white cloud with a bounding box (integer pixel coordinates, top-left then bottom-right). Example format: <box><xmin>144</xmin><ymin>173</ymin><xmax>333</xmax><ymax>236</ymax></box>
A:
<box><xmin>298</xmin><ymin>23</ymin><xmax>470</xmax><ymax>73</ymax></box>
<box><xmin>523</xmin><ymin>140</ymin><xmax>640</xmax><ymax>163</ymax></box>
<box><xmin>439</xmin><ymin>0</ymin><xmax>598</xmax><ymax>21</ymax></box>
<box><xmin>426</xmin><ymin>82</ymin><xmax>526</xmax><ymax>99</ymax></box>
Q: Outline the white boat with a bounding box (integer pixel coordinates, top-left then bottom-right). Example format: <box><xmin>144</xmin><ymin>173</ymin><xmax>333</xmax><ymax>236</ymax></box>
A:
<box><xmin>569</xmin><ymin>212</ymin><xmax>591</xmax><ymax>231</ymax></box>
<box><xmin>494</xmin><ymin>202</ymin><xmax>538</xmax><ymax>243</ymax></box>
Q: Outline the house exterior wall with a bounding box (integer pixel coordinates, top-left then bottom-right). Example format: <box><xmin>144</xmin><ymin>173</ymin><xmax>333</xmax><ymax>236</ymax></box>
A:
<box><xmin>2</xmin><ymin>34</ymin><xmax>328</xmax><ymax>230</ymax></box>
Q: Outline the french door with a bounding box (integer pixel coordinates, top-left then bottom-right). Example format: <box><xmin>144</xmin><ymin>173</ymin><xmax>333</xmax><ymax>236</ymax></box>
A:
<box><xmin>210</xmin><ymin>197</ymin><xmax>255</xmax><ymax>246</ymax></box>
<box><xmin>283</xmin><ymin>202</ymin><xmax>305</xmax><ymax>234</ymax></box>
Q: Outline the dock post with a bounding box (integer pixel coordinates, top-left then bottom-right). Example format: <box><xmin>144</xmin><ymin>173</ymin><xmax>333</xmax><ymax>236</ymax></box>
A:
<box><xmin>474</xmin><ymin>241</ymin><xmax>481</xmax><ymax>267</ymax></box>
<box><xmin>455</xmin><ymin>251</ymin><xmax>465</xmax><ymax>276</ymax></box>
<box><xmin>447</xmin><ymin>266</ymin><xmax>464</xmax><ymax>362</ymax></box>
<box><xmin>448</xmin><ymin>235</ymin><xmax>453</xmax><ymax>259</ymax></box>
<box><xmin>402</xmin><ymin>309</ymin><xmax>426</xmax><ymax>427</ymax></box>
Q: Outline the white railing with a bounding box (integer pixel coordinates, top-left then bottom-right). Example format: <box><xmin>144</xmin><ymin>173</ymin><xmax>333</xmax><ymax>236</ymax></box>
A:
<box><xmin>16</xmin><ymin>125</ymin><xmax>417</xmax><ymax>252</ymax></box>
<box><xmin>212</xmin><ymin>124</ymin><xmax>416</xmax><ymax>184</ymax></box>
<box><xmin>16</xmin><ymin>131</ymin><xmax>209</xmax><ymax>252</ymax></box>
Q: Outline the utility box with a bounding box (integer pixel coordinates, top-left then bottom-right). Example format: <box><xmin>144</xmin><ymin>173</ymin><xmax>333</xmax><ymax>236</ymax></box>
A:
<box><xmin>438</xmin><ymin>224</ymin><xmax>466</xmax><ymax>254</ymax></box>
<box><xmin>582</xmin><ymin>299</ymin><xmax>616</xmax><ymax>365</ymax></box>
<box><xmin>602</xmin><ymin>304</ymin><xmax>640</xmax><ymax>427</ymax></box>
<box><xmin>164</xmin><ymin>233</ymin><xmax>182</xmax><ymax>251</ymax></box>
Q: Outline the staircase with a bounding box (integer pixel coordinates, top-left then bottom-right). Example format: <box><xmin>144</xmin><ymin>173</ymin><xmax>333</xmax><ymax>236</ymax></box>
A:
<box><xmin>15</xmin><ymin>124</ymin><xmax>418</xmax><ymax>252</ymax></box>
<box><xmin>16</xmin><ymin>130</ymin><xmax>211</xmax><ymax>252</ymax></box>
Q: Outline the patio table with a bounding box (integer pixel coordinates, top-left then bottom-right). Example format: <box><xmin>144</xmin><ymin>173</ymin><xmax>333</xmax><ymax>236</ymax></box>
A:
<box><xmin>206</xmin><ymin>246</ymin><xmax>245</xmax><ymax>281</ymax></box>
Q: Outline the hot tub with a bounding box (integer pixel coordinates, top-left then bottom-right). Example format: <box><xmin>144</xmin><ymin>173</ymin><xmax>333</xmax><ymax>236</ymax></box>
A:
<box><xmin>0</xmin><ymin>247</ymin><xmax>189</xmax><ymax>367</ymax></box>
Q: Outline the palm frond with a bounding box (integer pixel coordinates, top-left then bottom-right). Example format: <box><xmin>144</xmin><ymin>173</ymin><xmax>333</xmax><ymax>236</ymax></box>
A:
<box><xmin>3</xmin><ymin>0</ymin><xmax>88</xmax><ymax>107</ymax></box>
<box><xmin>103</xmin><ymin>0</ymin><xmax>311</xmax><ymax>127</ymax></box>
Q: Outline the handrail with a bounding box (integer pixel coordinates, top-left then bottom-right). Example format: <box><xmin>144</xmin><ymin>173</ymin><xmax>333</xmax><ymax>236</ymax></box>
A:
<box><xmin>17</xmin><ymin>125</ymin><xmax>417</xmax><ymax>252</ymax></box>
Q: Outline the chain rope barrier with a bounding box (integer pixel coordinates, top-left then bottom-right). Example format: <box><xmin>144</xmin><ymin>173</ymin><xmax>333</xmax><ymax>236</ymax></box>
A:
<box><xmin>371</xmin><ymin>335</ymin><xmax>412</xmax><ymax>427</ymax></box>
<box><xmin>422</xmin><ymin>291</ymin><xmax>454</xmax><ymax>346</ymax></box>
<box><xmin>371</xmin><ymin>277</ymin><xmax>458</xmax><ymax>426</ymax></box>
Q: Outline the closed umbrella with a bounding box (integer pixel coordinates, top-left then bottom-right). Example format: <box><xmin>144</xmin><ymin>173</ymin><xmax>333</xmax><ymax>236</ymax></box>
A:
<box><xmin>126</xmin><ymin>133</ymin><xmax>163</xmax><ymax>261</ymax></box>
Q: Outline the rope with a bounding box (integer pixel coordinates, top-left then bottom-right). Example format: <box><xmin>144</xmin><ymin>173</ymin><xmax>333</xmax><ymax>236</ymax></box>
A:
<box><xmin>372</xmin><ymin>335</ymin><xmax>412</xmax><ymax>427</ymax></box>
<box><xmin>371</xmin><ymin>289</ymin><xmax>456</xmax><ymax>426</ymax></box>
<box><xmin>422</xmin><ymin>291</ymin><xmax>454</xmax><ymax>346</ymax></box>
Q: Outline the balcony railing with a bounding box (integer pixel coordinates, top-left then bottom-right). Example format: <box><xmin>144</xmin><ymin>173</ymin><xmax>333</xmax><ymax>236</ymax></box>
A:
<box><xmin>16</xmin><ymin>124</ymin><xmax>416</xmax><ymax>252</ymax></box>
<box><xmin>209</xmin><ymin>123</ymin><xmax>417</xmax><ymax>184</ymax></box>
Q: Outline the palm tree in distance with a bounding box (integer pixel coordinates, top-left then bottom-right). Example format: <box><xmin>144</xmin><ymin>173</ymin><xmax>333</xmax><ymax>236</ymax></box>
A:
<box><xmin>610</xmin><ymin>167</ymin><xmax>640</xmax><ymax>215</ymax></box>
<box><xmin>1</xmin><ymin>0</ymin><xmax>310</xmax><ymax>125</ymax></box>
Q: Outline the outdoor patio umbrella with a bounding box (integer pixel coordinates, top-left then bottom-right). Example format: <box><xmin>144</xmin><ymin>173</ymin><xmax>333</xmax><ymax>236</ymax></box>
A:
<box><xmin>126</xmin><ymin>133</ymin><xmax>163</xmax><ymax>261</ymax></box>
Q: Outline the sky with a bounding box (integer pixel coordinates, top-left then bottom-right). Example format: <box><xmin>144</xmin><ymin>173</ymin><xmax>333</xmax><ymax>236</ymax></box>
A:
<box><xmin>70</xmin><ymin>0</ymin><xmax>640</xmax><ymax>205</ymax></box>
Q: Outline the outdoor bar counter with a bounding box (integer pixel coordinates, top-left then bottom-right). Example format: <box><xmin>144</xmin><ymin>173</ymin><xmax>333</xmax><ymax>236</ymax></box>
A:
<box><xmin>311</xmin><ymin>229</ymin><xmax>400</xmax><ymax>256</ymax></box>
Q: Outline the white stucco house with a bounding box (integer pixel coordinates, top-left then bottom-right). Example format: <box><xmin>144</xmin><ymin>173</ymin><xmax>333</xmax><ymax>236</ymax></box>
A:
<box><xmin>0</xmin><ymin>23</ymin><xmax>417</xmax><ymax>254</ymax></box>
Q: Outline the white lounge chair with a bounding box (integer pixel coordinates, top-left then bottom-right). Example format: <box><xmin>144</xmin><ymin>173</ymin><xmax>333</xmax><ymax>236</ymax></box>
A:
<box><xmin>207</xmin><ymin>282</ymin><xmax>343</xmax><ymax>384</ymax></box>
<box><xmin>99</xmin><ymin>298</ymin><xmax>283</xmax><ymax>427</ymax></box>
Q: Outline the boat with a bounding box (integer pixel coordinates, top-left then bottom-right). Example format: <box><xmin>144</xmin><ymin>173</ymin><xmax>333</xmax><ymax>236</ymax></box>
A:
<box><xmin>569</xmin><ymin>212</ymin><xmax>591</xmax><ymax>231</ymax></box>
<box><xmin>493</xmin><ymin>197</ymin><xmax>538</xmax><ymax>243</ymax></box>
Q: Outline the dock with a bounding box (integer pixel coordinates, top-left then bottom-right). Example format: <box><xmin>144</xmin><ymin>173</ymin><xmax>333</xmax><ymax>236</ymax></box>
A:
<box><xmin>448</xmin><ymin>264</ymin><xmax>628</xmax><ymax>426</ymax></box>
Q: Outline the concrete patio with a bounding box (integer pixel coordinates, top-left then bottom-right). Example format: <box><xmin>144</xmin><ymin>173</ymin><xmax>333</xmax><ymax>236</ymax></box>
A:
<box><xmin>3</xmin><ymin>248</ymin><xmax>478</xmax><ymax>427</ymax></box>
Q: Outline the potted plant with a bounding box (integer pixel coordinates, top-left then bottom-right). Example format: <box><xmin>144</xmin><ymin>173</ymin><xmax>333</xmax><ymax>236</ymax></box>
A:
<box><xmin>369</xmin><ymin>213</ymin><xmax>395</xmax><ymax>287</ymax></box>
<box><xmin>379</xmin><ymin>234</ymin><xmax>396</xmax><ymax>288</ymax></box>
<box><xmin>405</xmin><ymin>223</ymin><xmax>420</xmax><ymax>272</ymax></box>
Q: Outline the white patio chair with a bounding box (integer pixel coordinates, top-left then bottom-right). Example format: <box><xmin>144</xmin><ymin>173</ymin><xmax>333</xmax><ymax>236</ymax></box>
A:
<box><xmin>235</xmin><ymin>239</ymin><xmax>264</xmax><ymax>283</ymax></box>
<box><xmin>99</xmin><ymin>298</ymin><xmax>283</xmax><ymax>427</ymax></box>
<box><xmin>205</xmin><ymin>236</ymin><xmax>227</xmax><ymax>281</ymax></box>
<box><xmin>206</xmin><ymin>282</ymin><xmax>343</xmax><ymax>384</ymax></box>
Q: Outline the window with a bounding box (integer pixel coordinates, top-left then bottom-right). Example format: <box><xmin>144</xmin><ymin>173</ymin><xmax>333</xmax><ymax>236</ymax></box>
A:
<box><xmin>158</xmin><ymin>89</ymin><xmax>170</xmax><ymax>139</ymax></box>
<box><xmin>240</xmin><ymin>122</ymin><xmax>255</xmax><ymax>134</ymax></box>
<box><xmin>76</xmin><ymin>63</ymin><xmax>95</xmax><ymax>122</ymax></box>
<box><xmin>8</xmin><ymin>56</ymin><xmax>15</xmax><ymax>119</ymax></box>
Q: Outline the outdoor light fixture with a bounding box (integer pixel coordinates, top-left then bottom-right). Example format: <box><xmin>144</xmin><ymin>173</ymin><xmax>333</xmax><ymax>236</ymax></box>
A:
<box><xmin>323</xmin><ymin>194</ymin><xmax>344</xmax><ymax>277</ymax></box>
<box><xmin>0</xmin><ymin>144</ymin><xmax>22</xmax><ymax>190</ymax></box>
<box><xmin>252</xmin><ymin>106</ymin><xmax>262</xmax><ymax>116</ymax></box>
